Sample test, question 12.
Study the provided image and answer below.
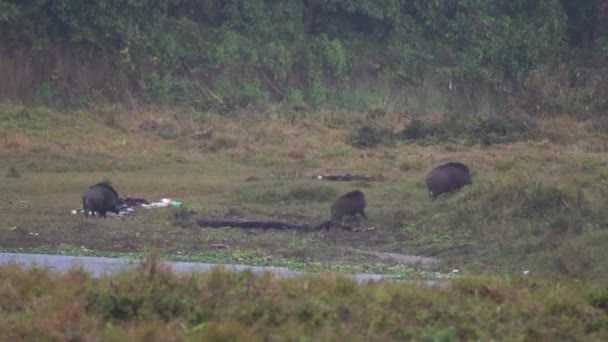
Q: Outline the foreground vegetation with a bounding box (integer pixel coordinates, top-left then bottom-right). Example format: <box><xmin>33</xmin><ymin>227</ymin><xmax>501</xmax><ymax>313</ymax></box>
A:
<box><xmin>1</xmin><ymin>254</ymin><xmax>607</xmax><ymax>341</ymax></box>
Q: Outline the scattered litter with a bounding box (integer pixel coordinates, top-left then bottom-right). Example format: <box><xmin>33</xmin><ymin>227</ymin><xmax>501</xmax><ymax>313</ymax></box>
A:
<box><xmin>523</xmin><ymin>270</ymin><xmax>530</xmax><ymax>276</ymax></box>
<box><xmin>352</xmin><ymin>226</ymin><xmax>376</xmax><ymax>232</ymax></box>
<box><xmin>29</xmin><ymin>232</ymin><xmax>38</xmax><ymax>236</ymax></box>
<box><xmin>8</xmin><ymin>226</ymin><xmax>17</xmax><ymax>231</ymax></box>
<box><xmin>141</xmin><ymin>198</ymin><xmax>182</xmax><ymax>209</ymax></box>
<box><xmin>311</xmin><ymin>173</ymin><xmax>382</xmax><ymax>182</ymax></box>
<box><xmin>71</xmin><ymin>195</ymin><xmax>183</xmax><ymax>218</ymax></box>
<box><xmin>118</xmin><ymin>196</ymin><xmax>149</xmax><ymax>210</ymax></box>
<box><xmin>452</xmin><ymin>269</ymin><xmax>459</xmax><ymax>273</ymax></box>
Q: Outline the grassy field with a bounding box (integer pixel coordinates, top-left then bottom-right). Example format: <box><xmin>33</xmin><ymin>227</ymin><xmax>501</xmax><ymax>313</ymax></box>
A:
<box><xmin>2</xmin><ymin>104</ymin><xmax>608</xmax><ymax>281</ymax></box>
<box><xmin>1</xmin><ymin>254</ymin><xmax>608</xmax><ymax>341</ymax></box>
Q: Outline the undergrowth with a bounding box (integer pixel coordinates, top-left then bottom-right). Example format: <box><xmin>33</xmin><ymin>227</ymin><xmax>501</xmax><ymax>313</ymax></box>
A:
<box><xmin>1</xmin><ymin>254</ymin><xmax>607</xmax><ymax>341</ymax></box>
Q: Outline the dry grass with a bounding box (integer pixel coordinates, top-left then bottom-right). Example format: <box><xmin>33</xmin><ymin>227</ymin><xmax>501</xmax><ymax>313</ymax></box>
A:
<box><xmin>1</xmin><ymin>133</ymin><xmax>31</xmax><ymax>154</ymax></box>
<box><xmin>536</xmin><ymin>115</ymin><xmax>583</xmax><ymax>145</ymax></box>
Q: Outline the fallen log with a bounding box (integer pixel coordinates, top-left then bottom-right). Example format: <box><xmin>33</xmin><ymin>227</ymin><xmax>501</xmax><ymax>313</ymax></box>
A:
<box><xmin>311</xmin><ymin>173</ymin><xmax>384</xmax><ymax>182</ymax></box>
<box><xmin>192</xmin><ymin>217</ymin><xmax>313</xmax><ymax>230</ymax></box>
<box><xmin>313</xmin><ymin>220</ymin><xmax>354</xmax><ymax>231</ymax></box>
<box><xmin>176</xmin><ymin>210</ymin><xmax>352</xmax><ymax>231</ymax></box>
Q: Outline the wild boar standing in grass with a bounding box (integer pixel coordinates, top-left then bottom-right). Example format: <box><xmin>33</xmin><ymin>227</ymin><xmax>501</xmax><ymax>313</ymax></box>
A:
<box><xmin>330</xmin><ymin>190</ymin><xmax>367</xmax><ymax>223</ymax></box>
<box><xmin>425</xmin><ymin>162</ymin><xmax>472</xmax><ymax>199</ymax></box>
<box><xmin>82</xmin><ymin>182</ymin><xmax>120</xmax><ymax>218</ymax></box>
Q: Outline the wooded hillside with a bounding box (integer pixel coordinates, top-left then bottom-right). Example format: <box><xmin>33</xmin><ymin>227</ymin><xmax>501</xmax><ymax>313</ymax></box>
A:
<box><xmin>1</xmin><ymin>0</ymin><xmax>607</xmax><ymax>115</ymax></box>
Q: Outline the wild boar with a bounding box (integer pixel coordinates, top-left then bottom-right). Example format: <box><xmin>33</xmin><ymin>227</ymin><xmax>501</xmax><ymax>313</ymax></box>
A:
<box><xmin>425</xmin><ymin>162</ymin><xmax>472</xmax><ymax>199</ymax></box>
<box><xmin>82</xmin><ymin>182</ymin><xmax>120</xmax><ymax>218</ymax></box>
<box><xmin>330</xmin><ymin>190</ymin><xmax>367</xmax><ymax>222</ymax></box>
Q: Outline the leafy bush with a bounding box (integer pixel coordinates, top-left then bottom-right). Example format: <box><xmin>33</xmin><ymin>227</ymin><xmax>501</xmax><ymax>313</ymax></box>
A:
<box><xmin>142</xmin><ymin>73</ymin><xmax>193</xmax><ymax>106</ymax></box>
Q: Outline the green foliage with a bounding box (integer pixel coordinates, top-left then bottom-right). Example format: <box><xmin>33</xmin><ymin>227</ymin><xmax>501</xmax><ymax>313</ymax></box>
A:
<box><xmin>0</xmin><ymin>0</ymin><xmax>602</xmax><ymax>113</ymax></box>
<box><xmin>0</xmin><ymin>1</ymin><xmax>20</xmax><ymax>23</ymax></box>
<box><xmin>423</xmin><ymin>327</ymin><xmax>458</xmax><ymax>342</ymax></box>
<box><xmin>286</xmin><ymin>88</ymin><xmax>306</xmax><ymax>106</ymax></box>
<box><xmin>33</xmin><ymin>82</ymin><xmax>54</xmax><ymax>102</ymax></box>
<box><xmin>142</xmin><ymin>73</ymin><xmax>192</xmax><ymax>106</ymax></box>
<box><xmin>314</xmin><ymin>34</ymin><xmax>349</xmax><ymax>80</ymax></box>
<box><xmin>587</xmin><ymin>285</ymin><xmax>608</xmax><ymax>312</ymax></box>
<box><xmin>262</xmin><ymin>42</ymin><xmax>294</xmax><ymax>84</ymax></box>
<box><xmin>202</xmin><ymin>30</ymin><xmax>250</xmax><ymax>69</ymax></box>
<box><xmin>237</xmin><ymin>79</ymin><xmax>266</xmax><ymax>105</ymax></box>
<box><xmin>402</xmin><ymin>0</ymin><xmax>566</xmax><ymax>82</ymax></box>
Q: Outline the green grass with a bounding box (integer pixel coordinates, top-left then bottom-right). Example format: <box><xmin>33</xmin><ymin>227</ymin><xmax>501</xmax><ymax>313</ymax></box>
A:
<box><xmin>0</xmin><ymin>254</ymin><xmax>607</xmax><ymax>341</ymax></box>
<box><xmin>3</xmin><ymin>104</ymin><xmax>608</xmax><ymax>283</ymax></box>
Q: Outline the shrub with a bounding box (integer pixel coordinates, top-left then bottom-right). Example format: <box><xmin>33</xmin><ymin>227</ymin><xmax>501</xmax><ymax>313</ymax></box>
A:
<box><xmin>349</xmin><ymin>122</ymin><xmax>393</xmax><ymax>148</ymax></box>
<box><xmin>399</xmin><ymin>114</ymin><xmax>538</xmax><ymax>145</ymax></box>
<box><xmin>142</xmin><ymin>73</ymin><xmax>193</xmax><ymax>106</ymax></box>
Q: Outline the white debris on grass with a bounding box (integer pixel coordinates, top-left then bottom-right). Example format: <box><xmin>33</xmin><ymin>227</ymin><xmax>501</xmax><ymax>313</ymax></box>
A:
<box><xmin>71</xmin><ymin>197</ymin><xmax>183</xmax><ymax>217</ymax></box>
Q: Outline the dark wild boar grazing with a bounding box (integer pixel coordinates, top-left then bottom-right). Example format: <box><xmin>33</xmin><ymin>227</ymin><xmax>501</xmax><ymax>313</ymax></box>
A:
<box><xmin>426</xmin><ymin>162</ymin><xmax>472</xmax><ymax>199</ymax></box>
<box><xmin>330</xmin><ymin>190</ymin><xmax>367</xmax><ymax>222</ymax></box>
<box><xmin>82</xmin><ymin>182</ymin><xmax>120</xmax><ymax>218</ymax></box>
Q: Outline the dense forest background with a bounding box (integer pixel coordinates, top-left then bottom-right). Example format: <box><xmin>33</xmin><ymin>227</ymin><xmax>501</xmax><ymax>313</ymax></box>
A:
<box><xmin>1</xmin><ymin>0</ymin><xmax>607</xmax><ymax>117</ymax></box>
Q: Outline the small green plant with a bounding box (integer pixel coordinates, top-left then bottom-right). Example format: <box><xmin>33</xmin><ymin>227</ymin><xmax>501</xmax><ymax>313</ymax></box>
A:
<box><xmin>286</xmin><ymin>88</ymin><xmax>306</xmax><ymax>107</ymax></box>
<box><xmin>235</xmin><ymin>79</ymin><xmax>266</xmax><ymax>106</ymax></box>
<box><xmin>34</xmin><ymin>82</ymin><xmax>54</xmax><ymax>102</ymax></box>
<box><xmin>142</xmin><ymin>73</ymin><xmax>193</xmax><ymax>106</ymax></box>
<box><xmin>423</xmin><ymin>327</ymin><xmax>459</xmax><ymax>342</ymax></box>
